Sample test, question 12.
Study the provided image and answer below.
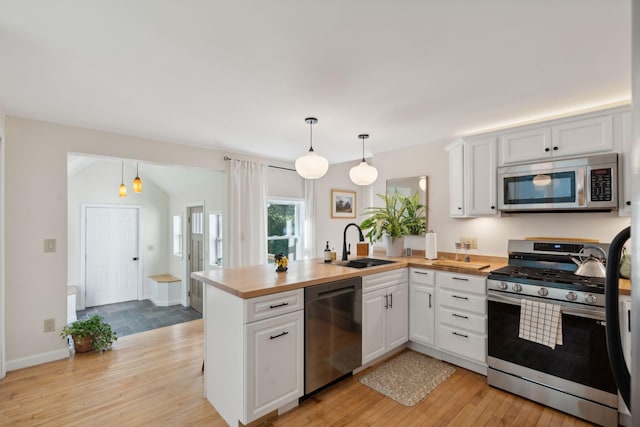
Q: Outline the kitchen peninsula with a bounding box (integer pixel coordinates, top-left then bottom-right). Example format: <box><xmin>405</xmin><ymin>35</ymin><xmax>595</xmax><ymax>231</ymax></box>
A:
<box><xmin>192</xmin><ymin>254</ymin><xmax>504</xmax><ymax>426</ymax></box>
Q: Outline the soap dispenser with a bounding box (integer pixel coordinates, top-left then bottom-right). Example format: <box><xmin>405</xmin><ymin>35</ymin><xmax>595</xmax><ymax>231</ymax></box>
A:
<box><xmin>324</xmin><ymin>241</ymin><xmax>332</xmax><ymax>263</ymax></box>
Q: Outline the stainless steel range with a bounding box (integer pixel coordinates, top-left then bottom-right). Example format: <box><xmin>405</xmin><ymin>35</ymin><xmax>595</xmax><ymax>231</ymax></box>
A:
<box><xmin>487</xmin><ymin>239</ymin><xmax>618</xmax><ymax>427</ymax></box>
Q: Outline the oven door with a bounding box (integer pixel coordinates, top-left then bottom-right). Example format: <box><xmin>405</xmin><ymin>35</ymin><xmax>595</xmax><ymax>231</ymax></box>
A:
<box><xmin>488</xmin><ymin>292</ymin><xmax>618</xmax><ymax>406</ymax></box>
<box><xmin>498</xmin><ymin>166</ymin><xmax>584</xmax><ymax>211</ymax></box>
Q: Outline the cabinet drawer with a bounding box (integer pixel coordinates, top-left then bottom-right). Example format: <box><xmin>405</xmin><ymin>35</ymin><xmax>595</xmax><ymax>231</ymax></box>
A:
<box><xmin>244</xmin><ymin>289</ymin><xmax>303</xmax><ymax>323</ymax></box>
<box><xmin>438</xmin><ymin>288</ymin><xmax>486</xmax><ymax>315</ymax></box>
<box><xmin>363</xmin><ymin>269</ymin><xmax>408</xmax><ymax>293</ymax></box>
<box><xmin>438</xmin><ymin>324</ymin><xmax>486</xmax><ymax>364</ymax></box>
<box><xmin>409</xmin><ymin>268</ymin><xmax>435</xmax><ymax>286</ymax></box>
<box><xmin>437</xmin><ymin>272</ymin><xmax>486</xmax><ymax>295</ymax></box>
<box><xmin>438</xmin><ymin>306</ymin><xmax>486</xmax><ymax>334</ymax></box>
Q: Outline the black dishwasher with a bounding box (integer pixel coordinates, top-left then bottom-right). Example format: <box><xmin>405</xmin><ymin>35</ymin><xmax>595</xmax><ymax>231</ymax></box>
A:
<box><xmin>304</xmin><ymin>277</ymin><xmax>362</xmax><ymax>395</ymax></box>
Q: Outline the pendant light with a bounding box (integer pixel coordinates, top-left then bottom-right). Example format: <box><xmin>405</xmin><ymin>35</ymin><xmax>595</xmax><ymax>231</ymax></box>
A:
<box><xmin>132</xmin><ymin>162</ymin><xmax>143</xmax><ymax>193</ymax></box>
<box><xmin>295</xmin><ymin>117</ymin><xmax>329</xmax><ymax>179</ymax></box>
<box><xmin>119</xmin><ymin>161</ymin><xmax>127</xmax><ymax>197</ymax></box>
<box><xmin>349</xmin><ymin>134</ymin><xmax>378</xmax><ymax>186</ymax></box>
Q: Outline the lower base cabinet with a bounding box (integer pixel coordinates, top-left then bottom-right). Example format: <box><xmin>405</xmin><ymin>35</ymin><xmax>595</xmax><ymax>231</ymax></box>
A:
<box><xmin>362</xmin><ymin>270</ymin><xmax>409</xmax><ymax>365</ymax></box>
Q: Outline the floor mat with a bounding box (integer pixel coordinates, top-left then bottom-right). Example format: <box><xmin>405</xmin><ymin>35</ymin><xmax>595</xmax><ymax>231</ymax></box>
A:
<box><xmin>359</xmin><ymin>350</ymin><xmax>455</xmax><ymax>406</ymax></box>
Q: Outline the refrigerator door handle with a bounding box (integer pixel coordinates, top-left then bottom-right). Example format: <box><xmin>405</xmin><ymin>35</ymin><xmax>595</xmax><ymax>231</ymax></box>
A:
<box><xmin>605</xmin><ymin>226</ymin><xmax>631</xmax><ymax>411</ymax></box>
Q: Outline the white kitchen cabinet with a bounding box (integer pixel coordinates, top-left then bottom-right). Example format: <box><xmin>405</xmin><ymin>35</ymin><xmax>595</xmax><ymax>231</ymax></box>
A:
<box><xmin>615</xmin><ymin>111</ymin><xmax>633</xmax><ymax>215</ymax></box>
<box><xmin>362</xmin><ymin>270</ymin><xmax>409</xmax><ymax>365</ymax></box>
<box><xmin>409</xmin><ymin>268</ymin><xmax>435</xmax><ymax>347</ymax></box>
<box><xmin>499</xmin><ymin>126</ymin><xmax>551</xmax><ymax>164</ymax></box>
<box><xmin>499</xmin><ymin>113</ymin><xmax>614</xmax><ymax>165</ymax></box>
<box><xmin>446</xmin><ymin>137</ymin><xmax>498</xmax><ymax>218</ymax></box>
<box><xmin>205</xmin><ymin>286</ymin><xmax>304</xmax><ymax>426</ymax></box>
<box><xmin>435</xmin><ymin>272</ymin><xmax>487</xmax><ymax>366</ymax></box>
<box><xmin>447</xmin><ymin>141</ymin><xmax>465</xmax><ymax>217</ymax></box>
<box><xmin>246</xmin><ymin>310</ymin><xmax>303</xmax><ymax>422</ymax></box>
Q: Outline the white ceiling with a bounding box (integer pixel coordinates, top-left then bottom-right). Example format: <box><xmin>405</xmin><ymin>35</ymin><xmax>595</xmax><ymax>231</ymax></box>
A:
<box><xmin>0</xmin><ymin>1</ymin><xmax>631</xmax><ymax>164</ymax></box>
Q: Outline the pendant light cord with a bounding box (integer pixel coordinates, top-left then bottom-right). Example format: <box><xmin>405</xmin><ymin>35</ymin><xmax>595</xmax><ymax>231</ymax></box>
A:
<box><xmin>121</xmin><ymin>161</ymin><xmax>124</xmax><ymax>184</ymax></box>
<box><xmin>309</xmin><ymin>120</ymin><xmax>314</xmax><ymax>151</ymax></box>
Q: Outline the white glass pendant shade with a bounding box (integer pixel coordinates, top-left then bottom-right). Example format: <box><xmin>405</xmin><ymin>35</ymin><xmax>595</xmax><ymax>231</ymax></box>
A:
<box><xmin>349</xmin><ymin>161</ymin><xmax>378</xmax><ymax>185</ymax></box>
<box><xmin>295</xmin><ymin>149</ymin><xmax>329</xmax><ymax>179</ymax></box>
<box><xmin>296</xmin><ymin>117</ymin><xmax>328</xmax><ymax>179</ymax></box>
<box><xmin>349</xmin><ymin>133</ymin><xmax>377</xmax><ymax>185</ymax></box>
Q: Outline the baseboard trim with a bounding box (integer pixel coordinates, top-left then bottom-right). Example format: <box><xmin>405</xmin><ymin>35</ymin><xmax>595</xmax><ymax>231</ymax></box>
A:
<box><xmin>7</xmin><ymin>348</ymin><xmax>69</xmax><ymax>371</ymax></box>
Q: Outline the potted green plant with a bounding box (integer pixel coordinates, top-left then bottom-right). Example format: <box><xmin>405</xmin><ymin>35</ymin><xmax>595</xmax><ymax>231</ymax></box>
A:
<box><xmin>360</xmin><ymin>190</ymin><xmax>426</xmax><ymax>256</ymax></box>
<box><xmin>61</xmin><ymin>315</ymin><xmax>118</xmax><ymax>353</ymax></box>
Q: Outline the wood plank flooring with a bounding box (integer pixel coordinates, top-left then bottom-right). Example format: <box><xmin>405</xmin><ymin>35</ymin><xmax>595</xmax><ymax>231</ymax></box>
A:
<box><xmin>0</xmin><ymin>319</ymin><xmax>595</xmax><ymax>426</ymax></box>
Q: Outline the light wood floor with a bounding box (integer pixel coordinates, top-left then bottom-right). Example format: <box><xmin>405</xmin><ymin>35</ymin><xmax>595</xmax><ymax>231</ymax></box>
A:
<box><xmin>0</xmin><ymin>319</ymin><xmax>595</xmax><ymax>426</ymax></box>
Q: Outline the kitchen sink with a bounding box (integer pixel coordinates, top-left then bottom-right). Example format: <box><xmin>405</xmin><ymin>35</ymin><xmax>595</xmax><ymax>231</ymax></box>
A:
<box><xmin>340</xmin><ymin>258</ymin><xmax>396</xmax><ymax>269</ymax></box>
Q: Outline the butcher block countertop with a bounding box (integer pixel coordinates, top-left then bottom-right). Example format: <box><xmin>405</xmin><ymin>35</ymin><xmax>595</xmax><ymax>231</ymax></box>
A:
<box><xmin>192</xmin><ymin>252</ymin><xmax>508</xmax><ymax>299</ymax></box>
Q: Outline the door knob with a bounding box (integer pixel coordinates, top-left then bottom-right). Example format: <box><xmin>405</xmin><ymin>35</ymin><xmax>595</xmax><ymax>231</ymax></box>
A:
<box><xmin>132</xmin><ymin>257</ymin><xmax>139</xmax><ymax>261</ymax></box>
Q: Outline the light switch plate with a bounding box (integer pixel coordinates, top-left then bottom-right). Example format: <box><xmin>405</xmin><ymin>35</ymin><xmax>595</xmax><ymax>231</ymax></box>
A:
<box><xmin>44</xmin><ymin>239</ymin><xmax>56</xmax><ymax>253</ymax></box>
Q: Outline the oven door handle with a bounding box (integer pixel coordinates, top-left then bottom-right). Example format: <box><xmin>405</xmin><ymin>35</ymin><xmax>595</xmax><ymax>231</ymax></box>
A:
<box><xmin>488</xmin><ymin>292</ymin><xmax>605</xmax><ymax>321</ymax></box>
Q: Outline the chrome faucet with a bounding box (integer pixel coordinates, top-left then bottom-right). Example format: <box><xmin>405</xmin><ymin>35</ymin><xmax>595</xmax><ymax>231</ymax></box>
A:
<box><xmin>342</xmin><ymin>223</ymin><xmax>365</xmax><ymax>261</ymax></box>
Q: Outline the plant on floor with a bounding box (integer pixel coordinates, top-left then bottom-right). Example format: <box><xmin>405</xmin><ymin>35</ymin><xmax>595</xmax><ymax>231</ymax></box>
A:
<box><xmin>61</xmin><ymin>315</ymin><xmax>118</xmax><ymax>353</ymax></box>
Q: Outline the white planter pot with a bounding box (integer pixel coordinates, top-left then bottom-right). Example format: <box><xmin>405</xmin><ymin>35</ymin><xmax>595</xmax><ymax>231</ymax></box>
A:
<box><xmin>383</xmin><ymin>235</ymin><xmax>405</xmax><ymax>257</ymax></box>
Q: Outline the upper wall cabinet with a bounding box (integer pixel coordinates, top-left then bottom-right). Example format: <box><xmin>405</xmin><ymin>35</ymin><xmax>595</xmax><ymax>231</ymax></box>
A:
<box><xmin>615</xmin><ymin>111</ymin><xmax>633</xmax><ymax>216</ymax></box>
<box><xmin>499</xmin><ymin>114</ymin><xmax>614</xmax><ymax>165</ymax></box>
<box><xmin>446</xmin><ymin>137</ymin><xmax>498</xmax><ymax>218</ymax></box>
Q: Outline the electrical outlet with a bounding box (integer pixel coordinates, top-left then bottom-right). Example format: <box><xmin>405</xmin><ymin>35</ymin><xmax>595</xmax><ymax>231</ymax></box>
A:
<box><xmin>44</xmin><ymin>318</ymin><xmax>55</xmax><ymax>333</ymax></box>
<box><xmin>44</xmin><ymin>239</ymin><xmax>56</xmax><ymax>253</ymax></box>
<box><xmin>460</xmin><ymin>236</ymin><xmax>478</xmax><ymax>249</ymax></box>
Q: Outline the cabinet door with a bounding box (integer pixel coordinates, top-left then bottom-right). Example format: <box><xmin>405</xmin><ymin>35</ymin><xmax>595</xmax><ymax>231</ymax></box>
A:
<box><xmin>448</xmin><ymin>142</ymin><xmax>465</xmax><ymax>217</ymax></box>
<box><xmin>615</xmin><ymin>111</ymin><xmax>633</xmax><ymax>215</ymax></box>
<box><xmin>551</xmin><ymin>115</ymin><xmax>613</xmax><ymax>158</ymax></box>
<box><xmin>362</xmin><ymin>289</ymin><xmax>387</xmax><ymax>364</ymax></box>
<box><xmin>386</xmin><ymin>283</ymin><xmax>409</xmax><ymax>350</ymax></box>
<box><xmin>499</xmin><ymin>127</ymin><xmax>551</xmax><ymax>165</ymax></box>
<box><xmin>409</xmin><ymin>283</ymin><xmax>435</xmax><ymax>347</ymax></box>
<box><xmin>245</xmin><ymin>310</ymin><xmax>304</xmax><ymax>422</ymax></box>
<box><xmin>465</xmin><ymin>136</ymin><xmax>498</xmax><ymax>216</ymax></box>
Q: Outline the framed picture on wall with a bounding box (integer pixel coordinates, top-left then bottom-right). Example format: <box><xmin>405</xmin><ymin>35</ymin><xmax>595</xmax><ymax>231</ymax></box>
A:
<box><xmin>331</xmin><ymin>189</ymin><xmax>356</xmax><ymax>219</ymax></box>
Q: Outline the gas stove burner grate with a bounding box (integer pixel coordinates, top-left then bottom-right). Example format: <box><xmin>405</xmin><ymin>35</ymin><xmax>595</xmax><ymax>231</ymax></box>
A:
<box><xmin>489</xmin><ymin>265</ymin><xmax>605</xmax><ymax>290</ymax></box>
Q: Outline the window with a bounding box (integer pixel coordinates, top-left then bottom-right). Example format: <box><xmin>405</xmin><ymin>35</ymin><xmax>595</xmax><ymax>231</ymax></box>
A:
<box><xmin>208</xmin><ymin>212</ymin><xmax>223</xmax><ymax>266</ymax></box>
<box><xmin>172</xmin><ymin>214</ymin><xmax>182</xmax><ymax>256</ymax></box>
<box><xmin>267</xmin><ymin>199</ymin><xmax>304</xmax><ymax>263</ymax></box>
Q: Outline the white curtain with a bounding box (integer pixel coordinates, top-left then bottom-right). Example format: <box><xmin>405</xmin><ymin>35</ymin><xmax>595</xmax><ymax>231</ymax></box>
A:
<box><xmin>226</xmin><ymin>159</ymin><xmax>268</xmax><ymax>267</ymax></box>
<box><xmin>303</xmin><ymin>179</ymin><xmax>317</xmax><ymax>259</ymax></box>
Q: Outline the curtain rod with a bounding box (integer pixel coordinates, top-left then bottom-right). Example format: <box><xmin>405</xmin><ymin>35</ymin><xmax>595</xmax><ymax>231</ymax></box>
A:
<box><xmin>223</xmin><ymin>156</ymin><xmax>296</xmax><ymax>172</ymax></box>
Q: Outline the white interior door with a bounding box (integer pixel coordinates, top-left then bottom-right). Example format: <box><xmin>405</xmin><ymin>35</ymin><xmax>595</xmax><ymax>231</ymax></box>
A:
<box><xmin>85</xmin><ymin>207</ymin><xmax>140</xmax><ymax>307</ymax></box>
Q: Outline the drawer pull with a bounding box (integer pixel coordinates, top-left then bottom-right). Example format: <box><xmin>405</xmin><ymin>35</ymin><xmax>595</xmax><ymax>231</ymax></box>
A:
<box><xmin>269</xmin><ymin>302</ymin><xmax>289</xmax><ymax>309</ymax></box>
<box><xmin>452</xmin><ymin>331</ymin><xmax>468</xmax><ymax>339</ymax></box>
<box><xmin>452</xmin><ymin>277</ymin><xmax>469</xmax><ymax>281</ymax></box>
<box><xmin>452</xmin><ymin>313</ymin><xmax>469</xmax><ymax>320</ymax></box>
<box><xmin>270</xmin><ymin>331</ymin><xmax>289</xmax><ymax>340</ymax></box>
<box><xmin>452</xmin><ymin>295</ymin><xmax>469</xmax><ymax>300</ymax></box>
<box><xmin>414</xmin><ymin>271</ymin><xmax>429</xmax><ymax>275</ymax></box>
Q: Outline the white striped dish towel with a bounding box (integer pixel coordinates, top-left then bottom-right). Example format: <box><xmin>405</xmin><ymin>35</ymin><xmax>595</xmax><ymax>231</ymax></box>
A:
<box><xmin>518</xmin><ymin>299</ymin><xmax>563</xmax><ymax>350</ymax></box>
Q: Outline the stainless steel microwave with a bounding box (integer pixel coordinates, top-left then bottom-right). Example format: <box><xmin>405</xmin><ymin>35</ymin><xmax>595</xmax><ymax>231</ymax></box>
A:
<box><xmin>497</xmin><ymin>153</ymin><xmax>618</xmax><ymax>212</ymax></box>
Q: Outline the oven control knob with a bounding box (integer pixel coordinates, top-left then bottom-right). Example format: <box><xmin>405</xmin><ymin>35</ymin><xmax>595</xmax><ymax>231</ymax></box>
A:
<box><xmin>566</xmin><ymin>291</ymin><xmax>578</xmax><ymax>301</ymax></box>
<box><xmin>498</xmin><ymin>281</ymin><xmax>508</xmax><ymax>290</ymax></box>
<box><xmin>512</xmin><ymin>284</ymin><xmax>522</xmax><ymax>292</ymax></box>
<box><xmin>538</xmin><ymin>287</ymin><xmax>549</xmax><ymax>296</ymax></box>
<box><xmin>585</xmin><ymin>294</ymin><xmax>597</xmax><ymax>304</ymax></box>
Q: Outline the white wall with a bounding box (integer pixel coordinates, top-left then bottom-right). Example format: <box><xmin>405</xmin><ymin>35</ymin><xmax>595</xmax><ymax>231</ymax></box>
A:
<box><xmin>2</xmin><ymin>116</ymin><xmax>247</xmax><ymax>369</ymax></box>
<box><xmin>315</xmin><ymin>160</ymin><xmax>371</xmax><ymax>259</ymax></box>
<box><xmin>371</xmin><ymin>140</ymin><xmax>631</xmax><ymax>256</ymax></box>
<box><xmin>67</xmin><ymin>159</ymin><xmax>170</xmax><ymax>308</ymax></box>
<box><xmin>0</xmin><ymin>107</ymin><xmax>6</xmax><ymax>378</ymax></box>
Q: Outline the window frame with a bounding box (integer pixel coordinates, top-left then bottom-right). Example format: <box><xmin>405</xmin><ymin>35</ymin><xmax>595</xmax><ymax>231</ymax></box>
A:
<box><xmin>266</xmin><ymin>198</ymin><xmax>305</xmax><ymax>263</ymax></box>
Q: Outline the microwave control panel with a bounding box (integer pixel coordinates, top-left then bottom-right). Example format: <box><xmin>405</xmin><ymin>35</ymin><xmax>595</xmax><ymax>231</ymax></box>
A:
<box><xmin>590</xmin><ymin>168</ymin><xmax>613</xmax><ymax>201</ymax></box>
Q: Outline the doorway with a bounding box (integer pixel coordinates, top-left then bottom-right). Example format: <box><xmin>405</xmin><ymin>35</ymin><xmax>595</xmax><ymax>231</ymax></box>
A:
<box><xmin>187</xmin><ymin>205</ymin><xmax>204</xmax><ymax>313</ymax></box>
<box><xmin>84</xmin><ymin>205</ymin><xmax>141</xmax><ymax>307</ymax></box>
